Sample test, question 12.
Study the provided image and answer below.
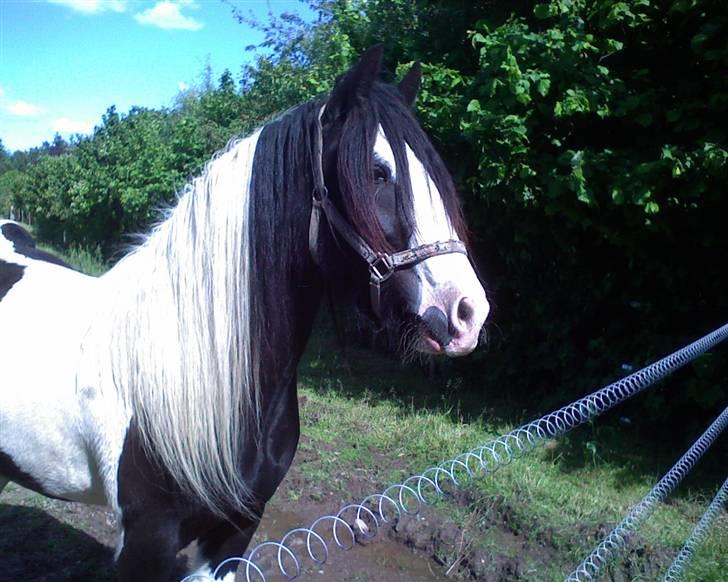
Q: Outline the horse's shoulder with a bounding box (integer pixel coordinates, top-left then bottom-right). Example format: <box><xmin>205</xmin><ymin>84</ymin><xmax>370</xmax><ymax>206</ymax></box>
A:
<box><xmin>0</xmin><ymin>220</ymin><xmax>71</xmax><ymax>269</ymax></box>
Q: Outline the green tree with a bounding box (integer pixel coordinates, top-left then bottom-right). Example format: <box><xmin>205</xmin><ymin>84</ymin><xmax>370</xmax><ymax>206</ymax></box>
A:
<box><xmin>9</xmin><ymin>0</ymin><xmax>726</xmax><ymax>431</ymax></box>
<box><xmin>0</xmin><ymin>170</ymin><xmax>29</xmax><ymax>218</ymax></box>
<box><xmin>233</xmin><ymin>0</ymin><xmax>728</xmax><ymax>428</ymax></box>
<box><xmin>0</xmin><ymin>139</ymin><xmax>10</xmax><ymax>174</ymax></box>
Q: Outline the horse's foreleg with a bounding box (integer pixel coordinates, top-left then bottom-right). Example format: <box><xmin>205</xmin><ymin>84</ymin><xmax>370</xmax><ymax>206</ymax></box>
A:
<box><xmin>193</xmin><ymin>516</ymin><xmax>261</xmax><ymax>581</ymax></box>
<box><xmin>115</xmin><ymin>513</ymin><xmax>181</xmax><ymax>582</ymax></box>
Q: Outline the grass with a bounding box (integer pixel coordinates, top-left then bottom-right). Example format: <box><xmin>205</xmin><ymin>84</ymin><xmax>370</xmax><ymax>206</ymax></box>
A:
<box><xmin>38</xmin><ymin>242</ymin><xmax>108</xmax><ymax>276</ymax></box>
<box><xmin>296</xmin><ymin>326</ymin><xmax>728</xmax><ymax>581</ymax></box>
<box><xmin>13</xmin><ymin>233</ymin><xmax>727</xmax><ymax>580</ymax></box>
<box><xmin>11</xmin><ymin>222</ymin><xmax>109</xmax><ymax>276</ymax></box>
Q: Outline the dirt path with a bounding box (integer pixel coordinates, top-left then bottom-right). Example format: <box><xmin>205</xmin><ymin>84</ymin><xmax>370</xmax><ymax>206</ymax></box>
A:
<box><xmin>0</xmin><ymin>428</ymin><xmax>553</xmax><ymax>582</ymax></box>
<box><xmin>0</xmin><ymin>395</ymin><xmax>673</xmax><ymax>582</ymax></box>
<box><xmin>0</xmin><ymin>460</ymin><xmax>452</xmax><ymax>582</ymax></box>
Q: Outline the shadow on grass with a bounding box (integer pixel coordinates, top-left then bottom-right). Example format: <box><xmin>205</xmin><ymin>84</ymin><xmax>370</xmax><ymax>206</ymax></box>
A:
<box><xmin>299</xmin><ymin>317</ymin><xmax>728</xmax><ymax>496</ymax></box>
<box><xmin>299</xmin><ymin>317</ymin><xmax>496</xmax><ymax>421</ymax></box>
<box><xmin>545</xmin><ymin>414</ymin><xmax>728</xmax><ymax>498</ymax></box>
<box><xmin>0</xmin><ymin>504</ymin><xmax>115</xmax><ymax>582</ymax></box>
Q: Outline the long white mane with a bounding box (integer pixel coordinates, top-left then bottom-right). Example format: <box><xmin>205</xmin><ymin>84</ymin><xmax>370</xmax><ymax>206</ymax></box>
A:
<box><xmin>100</xmin><ymin>133</ymin><xmax>261</xmax><ymax>517</ymax></box>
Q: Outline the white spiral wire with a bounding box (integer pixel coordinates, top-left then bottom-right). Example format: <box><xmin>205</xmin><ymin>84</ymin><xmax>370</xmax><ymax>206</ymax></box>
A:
<box><xmin>565</xmin><ymin>405</ymin><xmax>728</xmax><ymax>581</ymax></box>
<box><xmin>180</xmin><ymin>322</ymin><xmax>728</xmax><ymax>582</ymax></box>
<box><xmin>661</xmin><ymin>474</ymin><xmax>728</xmax><ymax>581</ymax></box>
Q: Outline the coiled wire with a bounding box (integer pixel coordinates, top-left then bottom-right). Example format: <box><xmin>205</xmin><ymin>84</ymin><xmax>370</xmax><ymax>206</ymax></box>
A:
<box><xmin>565</xmin><ymin>405</ymin><xmax>728</xmax><ymax>581</ymax></box>
<box><xmin>181</xmin><ymin>322</ymin><xmax>728</xmax><ymax>582</ymax></box>
<box><xmin>662</xmin><ymin>474</ymin><xmax>728</xmax><ymax>581</ymax></box>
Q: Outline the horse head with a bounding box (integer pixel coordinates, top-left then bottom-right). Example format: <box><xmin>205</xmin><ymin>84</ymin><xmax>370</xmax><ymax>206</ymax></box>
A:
<box><xmin>314</xmin><ymin>46</ymin><xmax>489</xmax><ymax>357</ymax></box>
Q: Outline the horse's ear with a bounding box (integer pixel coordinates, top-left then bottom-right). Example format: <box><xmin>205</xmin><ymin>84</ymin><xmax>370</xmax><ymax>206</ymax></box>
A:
<box><xmin>324</xmin><ymin>45</ymin><xmax>384</xmax><ymax>122</ymax></box>
<box><xmin>398</xmin><ymin>62</ymin><xmax>422</xmax><ymax>106</ymax></box>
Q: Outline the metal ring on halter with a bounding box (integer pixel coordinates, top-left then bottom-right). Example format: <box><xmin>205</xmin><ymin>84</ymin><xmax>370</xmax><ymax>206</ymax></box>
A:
<box><xmin>369</xmin><ymin>254</ymin><xmax>395</xmax><ymax>284</ymax></box>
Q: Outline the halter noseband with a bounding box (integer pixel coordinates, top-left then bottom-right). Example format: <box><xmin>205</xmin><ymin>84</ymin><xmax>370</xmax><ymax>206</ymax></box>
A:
<box><xmin>308</xmin><ymin>105</ymin><xmax>467</xmax><ymax>318</ymax></box>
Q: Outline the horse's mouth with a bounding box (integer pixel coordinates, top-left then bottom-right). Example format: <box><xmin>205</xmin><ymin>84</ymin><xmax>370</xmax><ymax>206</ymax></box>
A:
<box><xmin>415</xmin><ymin>314</ymin><xmax>479</xmax><ymax>357</ymax></box>
<box><xmin>420</xmin><ymin>331</ymin><xmax>444</xmax><ymax>354</ymax></box>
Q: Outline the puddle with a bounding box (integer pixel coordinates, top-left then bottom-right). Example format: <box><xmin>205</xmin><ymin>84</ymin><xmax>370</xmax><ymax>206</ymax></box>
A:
<box><xmin>244</xmin><ymin>506</ymin><xmax>445</xmax><ymax>581</ymax></box>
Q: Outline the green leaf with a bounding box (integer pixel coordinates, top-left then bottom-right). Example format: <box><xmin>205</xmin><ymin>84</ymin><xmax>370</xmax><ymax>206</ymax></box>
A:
<box><xmin>472</xmin><ymin>32</ymin><xmax>487</xmax><ymax>45</ymax></box>
<box><xmin>537</xmin><ymin>77</ymin><xmax>551</xmax><ymax>96</ymax></box>
<box><xmin>666</xmin><ymin>109</ymin><xmax>681</xmax><ymax>122</ymax></box>
<box><xmin>605</xmin><ymin>38</ymin><xmax>624</xmax><ymax>52</ymax></box>
<box><xmin>645</xmin><ymin>201</ymin><xmax>660</xmax><ymax>214</ymax></box>
<box><xmin>533</xmin><ymin>4</ymin><xmax>552</xmax><ymax>19</ymax></box>
<box><xmin>577</xmin><ymin>188</ymin><xmax>595</xmax><ymax>205</ymax></box>
<box><xmin>611</xmin><ymin>187</ymin><xmax>625</xmax><ymax>204</ymax></box>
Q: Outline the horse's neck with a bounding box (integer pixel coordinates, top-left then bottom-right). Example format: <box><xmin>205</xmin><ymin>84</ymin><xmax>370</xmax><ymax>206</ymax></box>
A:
<box><xmin>99</xmin><ymin>130</ymin><xmax>322</xmax><ymax>406</ymax></box>
<box><xmin>250</xmin><ymin>232</ymin><xmax>322</xmax><ymax>400</ymax></box>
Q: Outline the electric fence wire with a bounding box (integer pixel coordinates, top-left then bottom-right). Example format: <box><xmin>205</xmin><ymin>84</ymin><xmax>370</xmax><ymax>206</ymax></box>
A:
<box><xmin>180</xmin><ymin>322</ymin><xmax>728</xmax><ymax>582</ymax></box>
<box><xmin>565</xmin><ymin>405</ymin><xmax>728</xmax><ymax>581</ymax></box>
<box><xmin>662</xmin><ymin>473</ymin><xmax>728</xmax><ymax>581</ymax></box>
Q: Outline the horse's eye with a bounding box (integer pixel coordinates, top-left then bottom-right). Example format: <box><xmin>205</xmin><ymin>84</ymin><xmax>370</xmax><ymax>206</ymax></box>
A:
<box><xmin>374</xmin><ymin>165</ymin><xmax>389</xmax><ymax>184</ymax></box>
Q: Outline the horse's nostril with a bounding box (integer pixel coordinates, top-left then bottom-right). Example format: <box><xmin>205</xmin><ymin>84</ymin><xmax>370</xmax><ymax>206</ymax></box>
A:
<box><xmin>456</xmin><ymin>296</ymin><xmax>475</xmax><ymax>325</ymax></box>
<box><xmin>420</xmin><ymin>306</ymin><xmax>453</xmax><ymax>347</ymax></box>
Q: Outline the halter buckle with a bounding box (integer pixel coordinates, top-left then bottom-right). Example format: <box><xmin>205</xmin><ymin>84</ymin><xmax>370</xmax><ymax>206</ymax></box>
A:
<box><xmin>369</xmin><ymin>254</ymin><xmax>394</xmax><ymax>283</ymax></box>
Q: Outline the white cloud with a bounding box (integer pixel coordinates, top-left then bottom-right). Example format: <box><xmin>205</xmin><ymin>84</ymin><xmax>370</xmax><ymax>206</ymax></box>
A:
<box><xmin>177</xmin><ymin>81</ymin><xmax>190</xmax><ymax>91</ymax></box>
<box><xmin>48</xmin><ymin>0</ymin><xmax>127</xmax><ymax>14</ymax></box>
<box><xmin>7</xmin><ymin>100</ymin><xmax>45</xmax><ymax>117</ymax></box>
<box><xmin>134</xmin><ymin>1</ymin><xmax>203</xmax><ymax>31</ymax></box>
<box><xmin>52</xmin><ymin>117</ymin><xmax>94</xmax><ymax>135</ymax></box>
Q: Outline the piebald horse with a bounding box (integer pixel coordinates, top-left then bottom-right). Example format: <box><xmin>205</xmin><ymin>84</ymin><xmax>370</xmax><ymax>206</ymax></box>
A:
<box><xmin>0</xmin><ymin>47</ymin><xmax>489</xmax><ymax>581</ymax></box>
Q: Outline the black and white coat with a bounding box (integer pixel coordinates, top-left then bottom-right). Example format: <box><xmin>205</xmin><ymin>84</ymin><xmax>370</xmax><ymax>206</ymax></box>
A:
<box><xmin>0</xmin><ymin>47</ymin><xmax>489</xmax><ymax>581</ymax></box>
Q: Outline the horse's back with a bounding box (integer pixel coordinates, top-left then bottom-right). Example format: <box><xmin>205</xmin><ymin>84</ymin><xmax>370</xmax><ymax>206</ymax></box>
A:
<box><xmin>0</xmin><ymin>220</ymin><xmax>72</xmax><ymax>268</ymax></box>
<box><xmin>0</xmin><ymin>220</ymin><xmax>117</xmax><ymax>505</ymax></box>
<box><xmin>0</xmin><ymin>220</ymin><xmax>96</xmax><ymax>334</ymax></box>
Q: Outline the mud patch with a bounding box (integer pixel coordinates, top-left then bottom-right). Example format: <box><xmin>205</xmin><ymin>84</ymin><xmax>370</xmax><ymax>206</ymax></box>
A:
<box><xmin>0</xmin><ymin>402</ymin><xmax>675</xmax><ymax>582</ymax></box>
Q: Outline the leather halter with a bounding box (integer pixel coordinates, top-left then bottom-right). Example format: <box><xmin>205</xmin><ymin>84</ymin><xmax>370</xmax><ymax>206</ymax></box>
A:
<box><xmin>308</xmin><ymin>106</ymin><xmax>467</xmax><ymax>317</ymax></box>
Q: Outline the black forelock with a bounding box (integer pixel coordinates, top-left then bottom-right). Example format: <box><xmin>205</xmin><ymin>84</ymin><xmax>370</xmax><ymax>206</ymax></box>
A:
<box><xmin>334</xmin><ymin>82</ymin><xmax>467</xmax><ymax>255</ymax></box>
<box><xmin>373</xmin><ymin>83</ymin><xmax>467</xmax><ymax>240</ymax></box>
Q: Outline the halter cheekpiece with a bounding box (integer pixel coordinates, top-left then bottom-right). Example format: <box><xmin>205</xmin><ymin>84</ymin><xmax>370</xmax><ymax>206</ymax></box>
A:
<box><xmin>308</xmin><ymin>105</ymin><xmax>468</xmax><ymax>317</ymax></box>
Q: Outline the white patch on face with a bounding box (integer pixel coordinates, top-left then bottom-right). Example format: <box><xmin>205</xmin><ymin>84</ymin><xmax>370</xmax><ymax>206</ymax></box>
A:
<box><xmin>373</xmin><ymin>125</ymin><xmax>397</xmax><ymax>179</ymax></box>
<box><xmin>373</xmin><ymin>127</ymin><xmax>490</xmax><ymax>356</ymax></box>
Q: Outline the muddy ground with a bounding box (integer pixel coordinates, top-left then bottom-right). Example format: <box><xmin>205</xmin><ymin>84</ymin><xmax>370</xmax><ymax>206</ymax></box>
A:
<box><xmin>0</xmin><ymin>396</ymin><xmax>672</xmax><ymax>582</ymax></box>
<box><xmin>0</xmin><ymin>436</ymin><xmax>498</xmax><ymax>582</ymax></box>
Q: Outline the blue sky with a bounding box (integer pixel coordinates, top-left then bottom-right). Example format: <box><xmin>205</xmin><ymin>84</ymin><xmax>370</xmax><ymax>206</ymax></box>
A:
<box><xmin>0</xmin><ymin>0</ymin><xmax>314</xmax><ymax>152</ymax></box>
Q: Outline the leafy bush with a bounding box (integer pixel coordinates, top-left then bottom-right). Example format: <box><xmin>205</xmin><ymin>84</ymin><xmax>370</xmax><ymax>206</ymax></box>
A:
<box><xmin>321</xmin><ymin>0</ymin><xmax>728</xmax><ymax>431</ymax></box>
<box><xmin>1</xmin><ymin>0</ymin><xmax>725</xmax><ymax>434</ymax></box>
